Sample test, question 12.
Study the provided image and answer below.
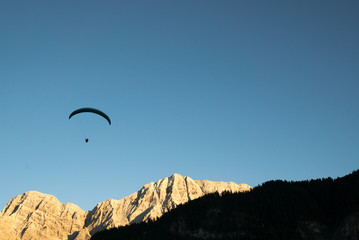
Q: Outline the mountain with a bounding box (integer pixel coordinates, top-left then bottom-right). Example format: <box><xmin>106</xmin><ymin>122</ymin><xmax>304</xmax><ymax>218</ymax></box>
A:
<box><xmin>92</xmin><ymin>170</ymin><xmax>359</xmax><ymax>240</ymax></box>
<box><xmin>0</xmin><ymin>191</ymin><xmax>85</xmax><ymax>240</ymax></box>
<box><xmin>0</xmin><ymin>174</ymin><xmax>250</xmax><ymax>240</ymax></box>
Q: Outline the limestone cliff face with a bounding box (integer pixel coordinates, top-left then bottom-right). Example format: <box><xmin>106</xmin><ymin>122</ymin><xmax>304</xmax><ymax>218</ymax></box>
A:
<box><xmin>74</xmin><ymin>174</ymin><xmax>251</xmax><ymax>240</ymax></box>
<box><xmin>0</xmin><ymin>191</ymin><xmax>85</xmax><ymax>240</ymax></box>
<box><xmin>0</xmin><ymin>174</ymin><xmax>251</xmax><ymax>240</ymax></box>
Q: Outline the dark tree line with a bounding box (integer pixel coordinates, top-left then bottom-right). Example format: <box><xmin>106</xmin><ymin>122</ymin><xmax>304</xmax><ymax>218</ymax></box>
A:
<box><xmin>91</xmin><ymin>170</ymin><xmax>359</xmax><ymax>240</ymax></box>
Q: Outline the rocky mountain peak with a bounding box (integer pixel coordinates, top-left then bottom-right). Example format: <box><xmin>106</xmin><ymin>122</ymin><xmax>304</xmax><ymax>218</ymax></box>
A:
<box><xmin>0</xmin><ymin>191</ymin><xmax>85</xmax><ymax>240</ymax></box>
<box><xmin>0</xmin><ymin>174</ymin><xmax>251</xmax><ymax>240</ymax></box>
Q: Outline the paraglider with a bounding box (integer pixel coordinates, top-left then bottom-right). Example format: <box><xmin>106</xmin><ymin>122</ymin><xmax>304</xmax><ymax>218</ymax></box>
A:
<box><xmin>69</xmin><ymin>107</ymin><xmax>111</xmax><ymax>143</ymax></box>
<box><xmin>69</xmin><ymin>107</ymin><xmax>111</xmax><ymax>125</ymax></box>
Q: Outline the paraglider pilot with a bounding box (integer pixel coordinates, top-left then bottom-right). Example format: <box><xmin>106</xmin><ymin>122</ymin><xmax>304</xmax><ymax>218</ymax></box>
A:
<box><xmin>69</xmin><ymin>107</ymin><xmax>111</xmax><ymax>143</ymax></box>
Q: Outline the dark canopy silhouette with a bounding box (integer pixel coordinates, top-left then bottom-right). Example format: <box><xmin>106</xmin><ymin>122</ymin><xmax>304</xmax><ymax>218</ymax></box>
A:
<box><xmin>69</xmin><ymin>107</ymin><xmax>111</xmax><ymax>125</ymax></box>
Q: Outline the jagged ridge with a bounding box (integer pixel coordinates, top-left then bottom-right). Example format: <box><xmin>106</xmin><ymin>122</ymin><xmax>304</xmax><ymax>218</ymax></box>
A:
<box><xmin>0</xmin><ymin>174</ymin><xmax>251</xmax><ymax>240</ymax></box>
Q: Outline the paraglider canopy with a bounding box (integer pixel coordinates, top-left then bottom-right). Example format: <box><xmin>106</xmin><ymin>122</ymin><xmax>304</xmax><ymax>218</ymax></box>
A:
<box><xmin>69</xmin><ymin>107</ymin><xmax>111</xmax><ymax>125</ymax></box>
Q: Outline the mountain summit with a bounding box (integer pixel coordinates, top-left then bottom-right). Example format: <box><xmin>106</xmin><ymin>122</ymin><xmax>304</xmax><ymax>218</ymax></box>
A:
<box><xmin>0</xmin><ymin>174</ymin><xmax>250</xmax><ymax>240</ymax></box>
<box><xmin>0</xmin><ymin>191</ymin><xmax>85</xmax><ymax>240</ymax></box>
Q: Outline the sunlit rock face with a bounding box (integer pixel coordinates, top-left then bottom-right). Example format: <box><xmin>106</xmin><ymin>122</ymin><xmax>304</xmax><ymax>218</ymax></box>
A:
<box><xmin>75</xmin><ymin>174</ymin><xmax>251</xmax><ymax>240</ymax></box>
<box><xmin>0</xmin><ymin>174</ymin><xmax>251</xmax><ymax>240</ymax></box>
<box><xmin>0</xmin><ymin>191</ymin><xmax>86</xmax><ymax>240</ymax></box>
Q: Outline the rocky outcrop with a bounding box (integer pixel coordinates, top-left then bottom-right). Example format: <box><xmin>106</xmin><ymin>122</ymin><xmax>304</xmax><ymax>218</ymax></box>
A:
<box><xmin>0</xmin><ymin>174</ymin><xmax>251</xmax><ymax>240</ymax></box>
<box><xmin>0</xmin><ymin>191</ymin><xmax>85</xmax><ymax>240</ymax></box>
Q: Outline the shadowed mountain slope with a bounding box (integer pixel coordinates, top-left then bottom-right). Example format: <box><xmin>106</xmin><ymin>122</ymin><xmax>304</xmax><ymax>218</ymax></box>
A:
<box><xmin>92</xmin><ymin>170</ymin><xmax>359</xmax><ymax>240</ymax></box>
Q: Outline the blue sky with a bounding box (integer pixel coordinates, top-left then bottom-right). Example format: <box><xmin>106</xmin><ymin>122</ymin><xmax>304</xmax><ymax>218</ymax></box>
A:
<box><xmin>1</xmin><ymin>1</ymin><xmax>358</xmax><ymax>211</ymax></box>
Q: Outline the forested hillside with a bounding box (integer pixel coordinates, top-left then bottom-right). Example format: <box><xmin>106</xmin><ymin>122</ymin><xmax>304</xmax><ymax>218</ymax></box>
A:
<box><xmin>92</xmin><ymin>170</ymin><xmax>359</xmax><ymax>240</ymax></box>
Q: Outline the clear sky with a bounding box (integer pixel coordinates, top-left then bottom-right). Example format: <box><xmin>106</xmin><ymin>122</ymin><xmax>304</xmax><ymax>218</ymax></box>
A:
<box><xmin>1</xmin><ymin>1</ymin><xmax>358</xmax><ymax>211</ymax></box>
